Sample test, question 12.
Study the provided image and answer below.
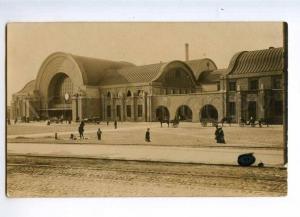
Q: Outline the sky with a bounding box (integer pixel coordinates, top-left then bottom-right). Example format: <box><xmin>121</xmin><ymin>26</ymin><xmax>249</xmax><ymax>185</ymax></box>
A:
<box><xmin>6</xmin><ymin>22</ymin><xmax>283</xmax><ymax>103</ymax></box>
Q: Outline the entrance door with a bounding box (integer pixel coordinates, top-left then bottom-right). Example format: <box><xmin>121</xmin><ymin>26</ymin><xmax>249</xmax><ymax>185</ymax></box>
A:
<box><xmin>248</xmin><ymin>101</ymin><xmax>257</xmax><ymax>120</ymax></box>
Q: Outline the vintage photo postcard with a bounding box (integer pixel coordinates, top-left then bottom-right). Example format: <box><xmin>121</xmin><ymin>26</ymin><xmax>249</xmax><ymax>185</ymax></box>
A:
<box><xmin>6</xmin><ymin>22</ymin><xmax>287</xmax><ymax>197</ymax></box>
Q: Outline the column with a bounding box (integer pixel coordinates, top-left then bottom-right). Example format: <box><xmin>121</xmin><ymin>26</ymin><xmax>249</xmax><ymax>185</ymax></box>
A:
<box><xmin>236</xmin><ymin>85</ymin><xmax>242</xmax><ymax>124</ymax></box>
<box><xmin>71</xmin><ymin>95</ymin><xmax>78</xmax><ymax>122</ymax></box>
<box><xmin>258</xmin><ymin>83</ymin><xmax>265</xmax><ymax>120</ymax></box>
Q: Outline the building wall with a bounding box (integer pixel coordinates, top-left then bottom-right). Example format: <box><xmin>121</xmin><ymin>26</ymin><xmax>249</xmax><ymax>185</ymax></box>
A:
<box><xmin>225</xmin><ymin>74</ymin><xmax>283</xmax><ymax>124</ymax></box>
<box><xmin>151</xmin><ymin>92</ymin><xmax>224</xmax><ymax>122</ymax></box>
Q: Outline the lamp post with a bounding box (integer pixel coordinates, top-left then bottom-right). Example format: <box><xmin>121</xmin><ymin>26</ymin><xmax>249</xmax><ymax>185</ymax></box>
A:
<box><xmin>74</xmin><ymin>93</ymin><xmax>79</xmax><ymax>122</ymax></box>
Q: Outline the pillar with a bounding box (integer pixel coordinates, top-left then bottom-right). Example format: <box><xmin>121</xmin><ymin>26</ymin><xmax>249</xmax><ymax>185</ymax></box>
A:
<box><xmin>258</xmin><ymin>84</ymin><xmax>265</xmax><ymax>120</ymax></box>
<box><xmin>236</xmin><ymin>85</ymin><xmax>242</xmax><ymax>124</ymax></box>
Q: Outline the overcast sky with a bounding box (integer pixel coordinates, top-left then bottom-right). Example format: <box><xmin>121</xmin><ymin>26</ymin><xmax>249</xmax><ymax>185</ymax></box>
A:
<box><xmin>7</xmin><ymin>22</ymin><xmax>283</xmax><ymax>103</ymax></box>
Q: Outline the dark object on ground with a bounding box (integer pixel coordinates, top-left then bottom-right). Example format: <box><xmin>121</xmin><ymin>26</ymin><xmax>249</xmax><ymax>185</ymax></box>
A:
<box><xmin>238</xmin><ymin>153</ymin><xmax>256</xmax><ymax>166</ymax></box>
<box><xmin>258</xmin><ymin>162</ymin><xmax>264</xmax><ymax>167</ymax></box>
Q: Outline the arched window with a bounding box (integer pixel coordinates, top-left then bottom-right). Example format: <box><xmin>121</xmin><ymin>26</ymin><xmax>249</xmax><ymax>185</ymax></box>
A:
<box><xmin>127</xmin><ymin>90</ymin><xmax>132</xmax><ymax>97</ymax></box>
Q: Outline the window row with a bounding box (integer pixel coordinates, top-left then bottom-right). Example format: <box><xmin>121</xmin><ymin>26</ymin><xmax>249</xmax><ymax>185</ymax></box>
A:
<box><xmin>106</xmin><ymin>105</ymin><xmax>143</xmax><ymax>118</ymax></box>
<box><xmin>106</xmin><ymin>90</ymin><xmax>145</xmax><ymax>98</ymax></box>
<box><xmin>228</xmin><ymin>76</ymin><xmax>282</xmax><ymax>91</ymax></box>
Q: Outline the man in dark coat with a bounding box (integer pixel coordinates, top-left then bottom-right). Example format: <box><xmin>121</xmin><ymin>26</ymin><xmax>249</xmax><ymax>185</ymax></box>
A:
<box><xmin>78</xmin><ymin>121</ymin><xmax>85</xmax><ymax>139</ymax></box>
<box><xmin>145</xmin><ymin>128</ymin><xmax>151</xmax><ymax>142</ymax></box>
<box><xmin>97</xmin><ymin>128</ymin><xmax>102</xmax><ymax>140</ymax></box>
<box><xmin>215</xmin><ymin>125</ymin><xmax>225</xmax><ymax>144</ymax></box>
<box><xmin>114</xmin><ymin>120</ymin><xmax>117</xmax><ymax>129</ymax></box>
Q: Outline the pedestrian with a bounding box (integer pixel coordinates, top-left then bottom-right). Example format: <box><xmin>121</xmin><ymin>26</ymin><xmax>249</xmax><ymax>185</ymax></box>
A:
<box><xmin>78</xmin><ymin>121</ymin><xmax>85</xmax><ymax>139</ymax></box>
<box><xmin>114</xmin><ymin>120</ymin><xmax>117</xmax><ymax>129</ymax></box>
<box><xmin>97</xmin><ymin>128</ymin><xmax>102</xmax><ymax>140</ymax></box>
<box><xmin>145</xmin><ymin>128</ymin><xmax>151</xmax><ymax>142</ymax></box>
<box><xmin>215</xmin><ymin>125</ymin><xmax>225</xmax><ymax>144</ymax></box>
<box><xmin>107</xmin><ymin>120</ymin><xmax>109</xmax><ymax>126</ymax></box>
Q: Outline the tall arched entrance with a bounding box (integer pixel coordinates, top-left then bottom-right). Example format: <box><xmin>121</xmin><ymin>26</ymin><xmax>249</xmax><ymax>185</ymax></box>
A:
<box><xmin>47</xmin><ymin>73</ymin><xmax>74</xmax><ymax>120</ymax></box>
<box><xmin>176</xmin><ymin>105</ymin><xmax>192</xmax><ymax>121</ymax></box>
<box><xmin>155</xmin><ymin>106</ymin><xmax>170</xmax><ymax>121</ymax></box>
<box><xmin>200</xmin><ymin>104</ymin><xmax>218</xmax><ymax>122</ymax></box>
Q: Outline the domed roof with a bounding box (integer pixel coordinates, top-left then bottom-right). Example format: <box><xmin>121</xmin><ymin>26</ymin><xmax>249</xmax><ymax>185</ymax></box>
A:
<box><xmin>228</xmin><ymin>47</ymin><xmax>283</xmax><ymax>75</ymax></box>
<box><xmin>98</xmin><ymin>62</ymin><xmax>165</xmax><ymax>86</ymax></box>
<box><xmin>198</xmin><ymin>69</ymin><xmax>228</xmax><ymax>84</ymax></box>
<box><xmin>185</xmin><ymin>58</ymin><xmax>218</xmax><ymax>79</ymax></box>
<box><xmin>71</xmin><ymin>54</ymin><xmax>135</xmax><ymax>85</ymax></box>
<box><xmin>98</xmin><ymin>59</ymin><xmax>200</xmax><ymax>86</ymax></box>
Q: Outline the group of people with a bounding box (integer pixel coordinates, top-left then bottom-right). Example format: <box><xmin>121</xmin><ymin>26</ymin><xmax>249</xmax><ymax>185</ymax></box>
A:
<box><xmin>75</xmin><ymin>120</ymin><xmax>151</xmax><ymax>142</ymax></box>
<box><xmin>76</xmin><ymin>120</ymin><xmax>222</xmax><ymax>144</ymax></box>
<box><xmin>75</xmin><ymin>120</ymin><xmax>119</xmax><ymax>141</ymax></box>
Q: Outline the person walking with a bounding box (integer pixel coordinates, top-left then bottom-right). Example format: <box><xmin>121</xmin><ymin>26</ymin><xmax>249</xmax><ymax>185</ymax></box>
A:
<box><xmin>78</xmin><ymin>121</ymin><xmax>85</xmax><ymax>139</ymax></box>
<box><xmin>114</xmin><ymin>120</ymin><xmax>117</xmax><ymax>129</ymax></box>
<box><xmin>145</xmin><ymin>128</ymin><xmax>151</xmax><ymax>142</ymax></box>
<box><xmin>97</xmin><ymin>128</ymin><xmax>102</xmax><ymax>140</ymax></box>
<box><xmin>215</xmin><ymin>125</ymin><xmax>225</xmax><ymax>144</ymax></box>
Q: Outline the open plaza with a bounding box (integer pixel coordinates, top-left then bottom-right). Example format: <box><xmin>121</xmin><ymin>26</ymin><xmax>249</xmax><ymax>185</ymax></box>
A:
<box><xmin>6</xmin><ymin>121</ymin><xmax>286</xmax><ymax>196</ymax></box>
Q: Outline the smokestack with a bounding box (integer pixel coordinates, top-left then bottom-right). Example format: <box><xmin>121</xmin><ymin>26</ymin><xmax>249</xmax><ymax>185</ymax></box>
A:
<box><xmin>185</xmin><ymin>43</ymin><xmax>189</xmax><ymax>61</ymax></box>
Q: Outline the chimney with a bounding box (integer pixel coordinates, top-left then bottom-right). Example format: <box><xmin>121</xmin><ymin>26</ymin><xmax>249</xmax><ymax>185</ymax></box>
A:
<box><xmin>185</xmin><ymin>43</ymin><xmax>189</xmax><ymax>61</ymax></box>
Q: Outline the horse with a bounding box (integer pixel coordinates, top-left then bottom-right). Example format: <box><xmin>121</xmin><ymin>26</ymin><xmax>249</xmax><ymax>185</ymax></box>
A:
<box><xmin>159</xmin><ymin>118</ymin><xmax>170</xmax><ymax>127</ymax></box>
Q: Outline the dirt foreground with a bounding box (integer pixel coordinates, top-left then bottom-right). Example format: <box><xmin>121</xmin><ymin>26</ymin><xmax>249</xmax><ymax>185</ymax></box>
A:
<box><xmin>6</xmin><ymin>155</ymin><xmax>287</xmax><ymax>197</ymax></box>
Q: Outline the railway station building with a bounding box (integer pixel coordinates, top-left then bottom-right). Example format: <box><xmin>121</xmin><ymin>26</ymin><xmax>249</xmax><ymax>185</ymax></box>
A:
<box><xmin>10</xmin><ymin>46</ymin><xmax>285</xmax><ymax>124</ymax></box>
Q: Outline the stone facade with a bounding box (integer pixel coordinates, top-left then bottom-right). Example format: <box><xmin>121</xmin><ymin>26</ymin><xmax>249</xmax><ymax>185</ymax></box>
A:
<box><xmin>10</xmin><ymin>47</ymin><xmax>285</xmax><ymax>124</ymax></box>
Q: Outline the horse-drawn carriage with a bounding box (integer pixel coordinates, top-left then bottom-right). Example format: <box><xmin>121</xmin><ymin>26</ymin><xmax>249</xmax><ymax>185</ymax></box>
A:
<box><xmin>239</xmin><ymin>118</ymin><xmax>269</xmax><ymax>127</ymax></box>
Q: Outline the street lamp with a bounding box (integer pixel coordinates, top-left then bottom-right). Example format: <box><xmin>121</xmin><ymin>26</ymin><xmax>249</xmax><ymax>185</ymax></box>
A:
<box><xmin>74</xmin><ymin>93</ymin><xmax>79</xmax><ymax>122</ymax></box>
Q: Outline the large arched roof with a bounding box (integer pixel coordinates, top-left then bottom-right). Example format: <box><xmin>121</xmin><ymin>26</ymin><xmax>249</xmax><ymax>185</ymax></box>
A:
<box><xmin>185</xmin><ymin>58</ymin><xmax>218</xmax><ymax>79</ymax></box>
<box><xmin>227</xmin><ymin>47</ymin><xmax>283</xmax><ymax>75</ymax></box>
<box><xmin>35</xmin><ymin>52</ymin><xmax>215</xmax><ymax>90</ymax></box>
<box><xmin>98</xmin><ymin>62</ymin><xmax>165</xmax><ymax>86</ymax></box>
<box><xmin>35</xmin><ymin>52</ymin><xmax>135</xmax><ymax>90</ymax></box>
<box><xmin>98</xmin><ymin>60</ymin><xmax>198</xmax><ymax>86</ymax></box>
<box><xmin>71</xmin><ymin>54</ymin><xmax>135</xmax><ymax>85</ymax></box>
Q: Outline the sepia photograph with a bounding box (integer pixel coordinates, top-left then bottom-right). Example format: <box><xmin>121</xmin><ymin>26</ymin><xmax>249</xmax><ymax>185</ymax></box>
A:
<box><xmin>6</xmin><ymin>22</ymin><xmax>287</xmax><ymax>197</ymax></box>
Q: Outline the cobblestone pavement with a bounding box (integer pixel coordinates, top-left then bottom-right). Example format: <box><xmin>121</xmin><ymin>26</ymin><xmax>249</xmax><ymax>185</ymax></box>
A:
<box><xmin>6</xmin><ymin>155</ymin><xmax>287</xmax><ymax>197</ymax></box>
